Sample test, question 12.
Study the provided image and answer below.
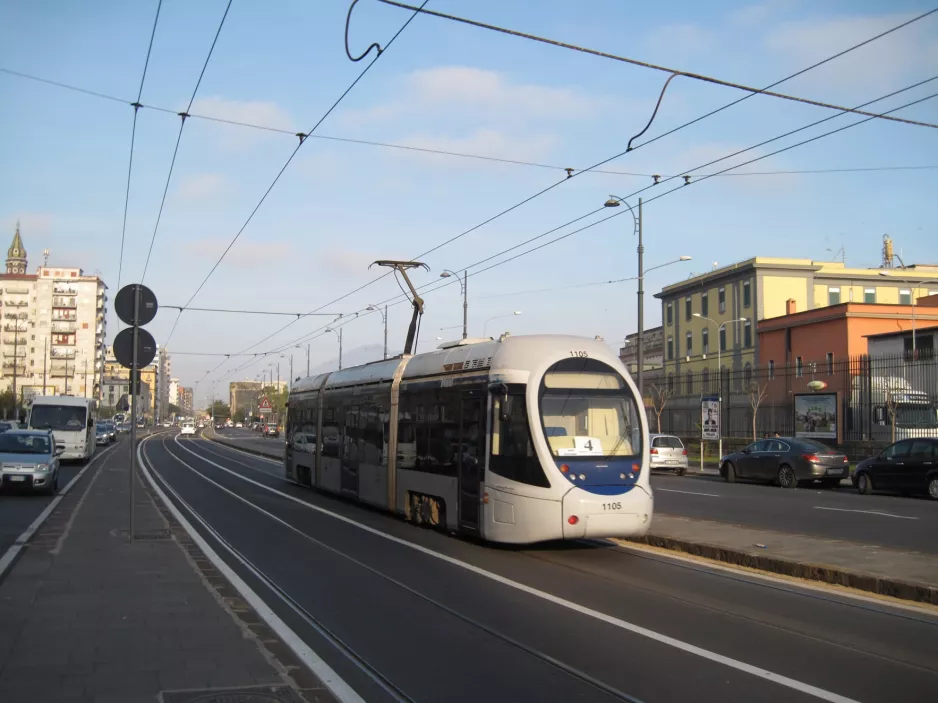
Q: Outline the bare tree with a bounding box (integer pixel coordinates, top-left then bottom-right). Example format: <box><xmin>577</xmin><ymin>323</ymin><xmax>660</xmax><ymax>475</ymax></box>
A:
<box><xmin>749</xmin><ymin>381</ymin><xmax>769</xmax><ymax>442</ymax></box>
<box><xmin>649</xmin><ymin>383</ymin><xmax>673</xmax><ymax>434</ymax></box>
<box><xmin>885</xmin><ymin>391</ymin><xmax>899</xmax><ymax>444</ymax></box>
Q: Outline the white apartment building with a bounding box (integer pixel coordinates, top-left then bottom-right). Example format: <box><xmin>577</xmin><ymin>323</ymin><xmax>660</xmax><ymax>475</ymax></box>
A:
<box><xmin>169</xmin><ymin>377</ymin><xmax>179</xmax><ymax>406</ymax></box>
<box><xmin>0</xmin><ymin>225</ymin><xmax>107</xmax><ymax>404</ymax></box>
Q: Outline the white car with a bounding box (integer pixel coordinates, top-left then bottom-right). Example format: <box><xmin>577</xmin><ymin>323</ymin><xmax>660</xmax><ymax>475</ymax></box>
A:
<box><xmin>180</xmin><ymin>424</ymin><xmax>196</xmax><ymax>436</ymax></box>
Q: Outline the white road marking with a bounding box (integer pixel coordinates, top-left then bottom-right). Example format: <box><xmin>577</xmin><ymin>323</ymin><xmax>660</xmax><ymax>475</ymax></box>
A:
<box><xmin>814</xmin><ymin>506</ymin><xmax>919</xmax><ymax>520</ymax></box>
<box><xmin>168</xmin><ymin>435</ymin><xmax>860</xmax><ymax>703</ymax></box>
<box><xmin>138</xmin><ymin>438</ymin><xmax>365</xmax><ymax>703</ymax></box>
<box><xmin>656</xmin><ymin>488</ymin><xmax>721</xmax><ymax>497</ymax></box>
<box><xmin>0</xmin><ymin>443</ymin><xmax>119</xmax><ymax>579</ymax></box>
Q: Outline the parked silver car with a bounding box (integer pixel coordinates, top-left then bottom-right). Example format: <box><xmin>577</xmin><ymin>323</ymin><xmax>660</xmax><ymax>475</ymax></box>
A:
<box><xmin>720</xmin><ymin>437</ymin><xmax>849</xmax><ymax>488</ymax></box>
<box><xmin>649</xmin><ymin>434</ymin><xmax>689</xmax><ymax>475</ymax></box>
<box><xmin>0</xmin><ymin>430</ymin><xmax>62</xmax><ymax>494</ymax></box>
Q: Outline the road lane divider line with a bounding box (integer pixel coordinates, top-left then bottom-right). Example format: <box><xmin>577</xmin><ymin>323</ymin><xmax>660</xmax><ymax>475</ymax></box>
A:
<box><xmin>655</xmin><ymin>488</ymin><xmax>720</xmax><ymax>497</ymax></box>
<box><xmin>814</xmin><ymin>506</ymin><xmax>919</xmax><ymax>520</ymax></box>
<box><xmin>170</xmin><ymin>435</ymin><xmax>861</xmax><ymax>703</ymax></box>
<box><xmin>162</xmin><ymin>436</ymin><xmax>644</xmax><ymax>702</ymax></box>
<box><xmin>0</xmin><ymin>442</ymin><xmax>119</xmax><ymax>580</ymax></box>
<box><xmin>138</xmin><ymin>436</ymin><xmax>376</xmax><ymax>703</ymax></box>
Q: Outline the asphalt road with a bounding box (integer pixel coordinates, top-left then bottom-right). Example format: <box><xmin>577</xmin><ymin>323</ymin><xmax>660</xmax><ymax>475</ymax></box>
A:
<box><xmin>141</xmin><ymin>432</ymin><xmax>938</xmax><ymax>703</ymax></box>
<box><xmin>0</xmin><ymin>438</ymin><xmax>121</xmax><ymax>557</ymax></box>
<box><xmin>650</xmin><ymin>472</ymin><xmax>938</xmax><ymax>554</ymax></box>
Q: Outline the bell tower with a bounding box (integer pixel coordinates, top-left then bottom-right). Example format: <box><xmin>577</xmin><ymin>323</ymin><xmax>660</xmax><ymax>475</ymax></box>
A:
<box><xmin>6</xmin><ymin>222</ymin><xmax>27</xmax><ymax>274</ymax></box>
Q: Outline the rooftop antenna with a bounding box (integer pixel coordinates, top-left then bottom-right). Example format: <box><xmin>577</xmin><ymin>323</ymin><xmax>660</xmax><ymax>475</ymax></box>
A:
<box><xmin>42</xmin><ymin>248</ymin><xmax>50</xmax><ymax>267</ymax></box>
<box><xmin>369</xmin><ymin>260</ymin><xmax>429</xmax><ymax>355</ymax></box>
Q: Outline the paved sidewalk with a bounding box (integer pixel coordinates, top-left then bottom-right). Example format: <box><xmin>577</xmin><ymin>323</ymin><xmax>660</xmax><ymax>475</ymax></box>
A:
<box><xmin>632</xmin><ymin>514</ymin><xmax>938</xmax><ymax>604</ymax></box>
<box><xmin>0</xmin><ymin>440</ymin><xmax>333</xmax><ymax>702</ymax></box>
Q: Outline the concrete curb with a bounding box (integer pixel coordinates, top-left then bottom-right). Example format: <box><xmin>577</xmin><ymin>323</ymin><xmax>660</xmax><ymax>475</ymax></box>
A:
<box><xmin>203</xmin><ymin>429</ymin><xmax>283</xmax><ymax>462</ymax></box>
<box><xmin>629</xmin><ymin>533</ymin><xmax>938</xmax><ymax>605</ymax></box>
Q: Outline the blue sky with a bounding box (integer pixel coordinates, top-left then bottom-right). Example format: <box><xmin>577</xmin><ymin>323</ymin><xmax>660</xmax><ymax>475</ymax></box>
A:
<box><xmin>2</xmin><ymin>0</ymin><xmax>937</xmax><ymax>408</ymax></box>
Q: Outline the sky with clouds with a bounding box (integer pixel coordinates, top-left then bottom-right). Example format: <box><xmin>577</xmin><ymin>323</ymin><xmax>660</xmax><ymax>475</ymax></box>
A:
<box><xmin>2</xmin><ymin>0</ymin><xmax>937</xmax><ymax>408</ymax></box>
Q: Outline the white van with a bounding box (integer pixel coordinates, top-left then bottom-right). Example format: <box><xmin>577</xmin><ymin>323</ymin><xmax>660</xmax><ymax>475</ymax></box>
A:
<box><xmin>27</xmin><ymin>396</ymin><xmax>98</xmax><ymax>461</ymax></box>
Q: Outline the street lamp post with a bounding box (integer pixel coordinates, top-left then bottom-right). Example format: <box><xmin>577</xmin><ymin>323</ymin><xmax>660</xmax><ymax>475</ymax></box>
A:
<box><xmin>604</xmin><ymin>196</ymin><xmax>644</xmax><ymax>393</ymax></box>
<box><xmin>483</xmin><ymin>311</ymin><xmax>522</xmax><ymax>338</ymax></box>
<box><xmin>325</xmin><ymin>327</ymin><xmax>343</xmax><ymax>370</ymax></box>
<box><xmin>439</xmin><ymin>270</ymin><xmax>468</xmax><ymax>339</ymax></box>
<box><xmin>693</xmin><ymin>313</ymin><xmax>748</xmax><ymax>460</ymax></box>
<box><xmin>296</xmin><ymin>344</ymin><xmax>310</xmax><ymax>376</ymax></box>
<box><xmin>367</xmin><ymin>305</ymin><xmax>389</xmax><ymax>359</ymax></box>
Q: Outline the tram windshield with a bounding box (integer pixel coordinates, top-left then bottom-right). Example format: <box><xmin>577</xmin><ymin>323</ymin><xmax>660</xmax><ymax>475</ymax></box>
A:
<box><xmin>539</xmin><ymin>358</ymin><xmax>642</xmax><ymax>459</ymax></box>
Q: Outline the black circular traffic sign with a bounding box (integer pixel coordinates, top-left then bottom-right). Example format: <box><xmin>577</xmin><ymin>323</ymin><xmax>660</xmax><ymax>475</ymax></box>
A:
<box><xmin>114</xmin><ymin>284</ymin><xmax>158</xmax><ymax>326</ymax></box>
<box><xmin>113</xmin><ymin>327</ymin><xmax>157</xmax><ymax>369</ymax></box>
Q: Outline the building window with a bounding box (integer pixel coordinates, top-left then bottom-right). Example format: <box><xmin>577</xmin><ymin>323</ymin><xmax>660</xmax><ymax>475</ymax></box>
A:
<box><xmin>718</xmin><ymin>287</ymin><xmax>726</xmax><ymax>313</ymax></box>
<box><xmin>828</xmin><ymin>287</ymin><xmax>841</xmax><ymax>305</ymax></box>
<box><xmin>686</xmin><ymin>332</ymin><xmax>693</xmax><ymax>356</ymax></box>
<box><xmin>685</xmin><ymin>371</ymin><xmax>694</xmax><ymax>394</ymax></box>
<box><xmin>701</xmin><ymin>293</ymin><xmax>708</xmax><ymax>317</ymax></box>
<box><xmin>744</xmin><ymin>363</ymin><xmax>753</xmax><ymax>386</ymax></box>
<box><xmin>795</xmin><ymin>356</ymin><xmax>803</xmax><ymax>377</ymax></box>
<box><xmin>768</xmin><ymin>360</ymin><xmax>775</xmax><ymax>380</ymax></box>
<box><xmin>826</xmin><ymin>352</ymin><xmax>834</xmax><ymax>375</ymax></box>
<box><xmin>864</xmin><ymin>288</ymin><xmax>876</xmax><ymax>303</ymax></box>
<box><xmin>666</xmin><ymin>303</ymin><xmax>673</xmax><ymax>325</ymax></box>
<box><xmin>719</xmin><ymin>327</ymin><xmax>726</xmax><ymax>352</ymax></box>
<box><xmin>899</xmin><ymin>289</ymin><xmax>912</xmax><ymax>305</ymax></box>
<box><xmin>743</xmin><ymin>280</ymin><xmax>751</xmax><ymax>308</ymax></box>
<box><xmin>667</xmin><ymin>336</ymin><xmax>674</xmax><ymax>360</ymax></box>
<box><xmin>702</xmin><ymin>328</ymin><xmax>709</xmax><ymax>354</ymax></box>
<box><xmin>685</xmin><ymin>297</ymin><xmax>692</xmax><ymax>321</ymax></box>
<box><xmin>743</xmin><ymin>320</ymin><xmax>752</xmax><ymax>348</ymax></box>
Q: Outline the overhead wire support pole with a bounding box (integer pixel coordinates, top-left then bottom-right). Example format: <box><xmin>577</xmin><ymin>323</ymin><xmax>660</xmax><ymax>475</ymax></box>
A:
<box><xmin>378</xmin><ymin>1</ymin><xmax>938</xmax><ymax>130</ymax></box>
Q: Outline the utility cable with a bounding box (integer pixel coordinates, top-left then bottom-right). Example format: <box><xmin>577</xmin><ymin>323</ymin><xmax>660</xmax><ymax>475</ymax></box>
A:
<box><xmin>141</xmin><ymin>0</ymin><xmax>233</xmax><ymax>283</ymax></box>
<box><xmin>163</xmin><ymin>0</ymin><xmax>428</xmax><ymax>351</ymax></box>
<box><xmin>116</xmin><ymin>0</ymin><xmax>162</xmax><ymax>293</ymax></box>
<box><xmin>5</xmin><ymin>67</ymin><xmax>936</xmax><ymax>178</ymax></box>
<box><xmin>162</xmin><ymin>305</ymin><xmax>344</xmax><ymax>317</ymax></box>
<box><xmin>378</xmin><ymin>0</ymin><xmax>938</xmax><ymax>130</ymax></box>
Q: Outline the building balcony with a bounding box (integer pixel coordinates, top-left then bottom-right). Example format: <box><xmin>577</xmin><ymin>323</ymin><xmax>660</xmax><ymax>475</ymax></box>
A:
<box><xmin>3</xmin><ymin>313</ymin><xmax>28</xmax><ymax>320</ymax></box>
<box><xmin>49</xmin><ymin>349</ymin><xmax>76</xmax><ymax>359</ymax></box>
<box><xmin>1</xmin><ymin>361</ymin><xmax>26</xmax><ymax>371</ymax></box>
<box><xmin>2</xmin><ymin>350</ymin><xmax>26</xmax><ymax>358</ymax></box>
<box><xmin>52</xmin><ymin>298</ymin><xmax>78</xmax><ymax>309</ymax></box>
<box><xmin>51</xmin><ymin>339</ymin><xmax>76</xmax><ymax>347</ymax></box>
<box><xmin>52</xmin><ymin>321</ymin><xmax>77</xmax><ymax>333</ymax></box>
<box><xmin>2</xmin><ymin>337</ymin><xmax>26</xmax><ymax>346</ymax></box>
<box><xmin>53</xmin><ymin>286</ymin><xmax>78</xmax><ymax>296</ymax></box>
<box><xmin>52</xmin><ymin>312</ymin><xmax>77</xmax><ymax>321</ymax></box>
<box><xmin>2</xmin><ymin>324</ymin><xmax>27</xmax><ymax>333</ymax></box>
<box><xmin>4</xmin><ymin>288</ymin><xmax>29</xmax><ymax>295</ymax></box>
<box><xmin>3</xmin><ymin>301</ymin><xmax>29</xmax><ymax>307</ymax></box>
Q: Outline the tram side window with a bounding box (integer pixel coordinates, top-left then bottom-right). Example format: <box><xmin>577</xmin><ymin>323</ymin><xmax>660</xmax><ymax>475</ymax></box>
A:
<box><xmin>360</xmin><ymin>400</ymin><xmax>387</xmax><ymax>466</ymax></box>
<box><xmin>344</xmin><ymin>406</ymin><xmax>360</xmax><ymax>463</ymax></box>
<box><xmin>321</xmin><ymin>405</ymin><xmax>340</xmax><ymax>457</ymax></box>
<box><xmin>490</xmin><ymin>393</ymin><xmax>550</xmax><ymax>488</ymax></box>
<box><xmin>398</xmin><ymin>388</ymin><xmax>460</xmax><ymax>476</ymax></box>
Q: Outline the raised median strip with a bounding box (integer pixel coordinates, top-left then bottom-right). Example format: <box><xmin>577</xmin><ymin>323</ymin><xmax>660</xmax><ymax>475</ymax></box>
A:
<box><xmin>204</xmin><ymin>426</ymin><xmax>284</xmax><ymax>460</ymax></box>
<box><xmin>628</xmin><ymin>514</ymin><xmax>938</xmax><ymax>605</ymax></box>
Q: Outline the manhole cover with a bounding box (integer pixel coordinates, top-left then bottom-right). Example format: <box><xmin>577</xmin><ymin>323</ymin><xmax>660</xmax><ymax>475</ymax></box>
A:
<box><xmin>162</xmin><ymin>686</ymin><xmax>305</xmax><ymax>703</ymax></box>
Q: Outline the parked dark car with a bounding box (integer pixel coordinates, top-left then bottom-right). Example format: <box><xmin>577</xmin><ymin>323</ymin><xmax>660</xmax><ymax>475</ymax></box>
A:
<box><xmin>720</xmin><ymin>437</ymin><xmax>849</xmax><ymax>488</ymax></box>
<box><xmin>853</xmin><ymin>437</ymin><xmax>938</xmax><ymax>499</ymax></box>
<box><xmin>264</xmin><ymin>424</ymin><xmax>280</xmax><ymax>438</ymax></box>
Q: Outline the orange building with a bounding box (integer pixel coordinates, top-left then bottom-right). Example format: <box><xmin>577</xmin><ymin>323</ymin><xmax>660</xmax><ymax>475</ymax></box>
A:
<box><xmin>758</xmin><ymin>299</ymin><xmax>938</xmax><ymax>371</ymax></box>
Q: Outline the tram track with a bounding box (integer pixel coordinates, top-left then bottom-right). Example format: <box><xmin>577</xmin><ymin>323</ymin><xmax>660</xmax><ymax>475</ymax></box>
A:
<box><xmin>144</xmin><ymin>433</ymin><xmax>643</xmax><ymax>703</ymax></box>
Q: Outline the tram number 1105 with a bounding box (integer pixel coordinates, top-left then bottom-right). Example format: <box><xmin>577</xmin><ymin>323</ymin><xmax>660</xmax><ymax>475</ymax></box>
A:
<box><xmin>569</xmin><ymin>350</ymin><xmax>589</xmax><ymax>358</ymax></box>
<box><xmin>602</xmin><ymin>502</ymin><xmax>623</xmax><ymax>511</ymax></box>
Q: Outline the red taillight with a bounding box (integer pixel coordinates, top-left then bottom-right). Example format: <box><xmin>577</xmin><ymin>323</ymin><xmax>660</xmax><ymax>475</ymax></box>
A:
<box><xmin>803</xmin><ymin>453</ymin><xmax>819</xmax><ymax>463</ymax></box>
<box><xmin>632</xmin><ymin>462</ymin><xmax>641</xmax><ymax>476</ymax></box>
<box><xmin>568</xmin><ymin>515</ymin><xmax>579</xmax><ymax>525</ymax></box>
<box><xmin>650</xmin><ymin>448</ymin><xmax>658</xmax><ymax>454</ymax></box>
<box><xmin>843</xmin><ymin>456</ymin><xmax>849</xmax><ymax>463</ymax></box>
<box><xmin>560</xmin><ymin>464</ymin><xmax>570</xmax><ymax>473</ymax></box>
<box><xmin>682</xmin><ymin>448</ymin><xmax>687</xmax><ymax>455</ymax></box>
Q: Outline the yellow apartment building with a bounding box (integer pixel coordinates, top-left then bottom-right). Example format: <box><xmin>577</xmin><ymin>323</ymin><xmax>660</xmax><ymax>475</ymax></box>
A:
<box><xmin>654</xmin><ymin>257</ymin><xmax>938</xmax><ymax>393</ymax></box>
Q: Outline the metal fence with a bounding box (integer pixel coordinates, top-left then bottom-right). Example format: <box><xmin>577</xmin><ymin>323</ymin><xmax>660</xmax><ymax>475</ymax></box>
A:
<box><xmin>641</xmin><ymin>352</ymin><xmax>938</xmax><ymax>443</ymax></box>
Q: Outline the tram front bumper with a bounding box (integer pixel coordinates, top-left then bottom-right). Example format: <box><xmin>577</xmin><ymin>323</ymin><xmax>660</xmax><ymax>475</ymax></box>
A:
<box><xmin>562</xmin><ymin>486</ymin><xmax>653</xmax><ymax>540</ymax></box>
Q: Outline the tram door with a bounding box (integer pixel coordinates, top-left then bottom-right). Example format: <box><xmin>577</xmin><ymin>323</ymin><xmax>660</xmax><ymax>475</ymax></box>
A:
<box><xmin>458</xmin><ymin>391</ymin><xmax>485</xmax><ymax>534</ymax></box>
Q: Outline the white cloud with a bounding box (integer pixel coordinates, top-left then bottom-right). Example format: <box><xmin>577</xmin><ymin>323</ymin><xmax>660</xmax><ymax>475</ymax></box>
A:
<box><xmin>340</xmin><ymin>66</ymin><xmax>601</xmax><ymax>126</ymax></box>
<box><xmin>765</xmin><ymin>13</ymin><xmax>938</xmax><ymax>93</ymax></box>
<box><xmin>393</xmin><ymin>129</ymin><xmax>558</xmax><ymax>169</ymax></box>
<box><xmin>176</xmin><ymin>173</ymin><xmax>224</xmax><ymax>201</ymax></box>
<box><xmin>183</xmin><ymin>237</ymin><xmax>292</xmax><ymax>269</ymax></box>
<box><xmin>189</xmin><ymin>96</ymin><xmax>295</xmax><ymax>150</ymax></box>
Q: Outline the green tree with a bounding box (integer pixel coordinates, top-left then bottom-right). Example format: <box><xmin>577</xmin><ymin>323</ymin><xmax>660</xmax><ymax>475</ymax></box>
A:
<box><xmin>168</xmin><ymin>403</ymin><xmax>182</xmax><ymax>417</ymax></box>
<box><xmin>207</xmin><ymin>401</ymin><xmax>230</xmax><ymax>419</ymax></box>
<box><xmin>0</xmin><ymin>389</ymin><xmax>17</xmax><ymax>420</ymax></box>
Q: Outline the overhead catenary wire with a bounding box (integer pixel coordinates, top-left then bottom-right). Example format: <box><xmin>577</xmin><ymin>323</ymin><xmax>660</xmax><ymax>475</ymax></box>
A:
<box><xmin>160</xmin><ymin>8</ymin><xmax>935</xmax><ymax>362</ymax></box>
<box><xmin>116</xmin><ymin>0</ymin><xmax>163</xmax><ymax>293</ymax></box>
<box><xmin>162</xmin><ymin>0</ymin><xmax>429</xmax><ymax>352</ymax></box>
<box><xmin>378</xmin><ymin>0</ymin><xmax>938</xmax><ymax>130</ymax></box>
<box><xmin>5</xmin><ymin>67</ymin><xmax>936</xmax><ymax>179</ymax></box>
<box><xmin>141</xmin><ymin>0</ymin><xmax>233</xmax><ymax>283</ymax></box>
<box><xmin>162</xmin><ymin>305</ymin><xmax>344</xmax><ymax>317</ymax></box>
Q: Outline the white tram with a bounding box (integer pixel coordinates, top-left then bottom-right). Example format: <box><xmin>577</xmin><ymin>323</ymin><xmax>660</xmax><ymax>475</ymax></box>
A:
<box><xmin>284</xmin><ymin>334</ymin><xmax>653</xmax><ymax>544</ymax></box>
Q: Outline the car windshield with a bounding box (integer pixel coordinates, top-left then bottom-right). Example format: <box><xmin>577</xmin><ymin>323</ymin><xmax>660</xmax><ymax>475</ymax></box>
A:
<box><xmin>539</xmin><ymin>358</ymin><xmax>642</xmax><ymax>458</ymax></box>
<box><xmin>653</xmin><ymin>436</ymin><xmax>683</xmax><ymax>449</ymax></box>
<box><xmin>30</xmin><ymin>405</ymin><xmax>87</xmax><ymax>431</ymax></box>
<box><xmin>0</xmin><ymin>434</ymin><xmax>52</xmax><ymax>455</ymax></box>
<box><xmin>96</xmin><ymin>424</ymin><xmax>108</xmax><ymax>432</ymax></box>
<box><xmin>895</xmin><ymin>405</ymin><xmax>938</xmax><ymax>429</ymax></box>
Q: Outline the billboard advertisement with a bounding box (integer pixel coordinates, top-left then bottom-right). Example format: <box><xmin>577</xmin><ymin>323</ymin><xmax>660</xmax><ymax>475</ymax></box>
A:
<box><xmin>794</xmin><ymin>392</ymin><xmax>838</xmax><ymax>439</ymax></box>
<box><xmin>701</xmin><ymin>396</ymin><xmax>720</xmax><ymax>440</ymax></box>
